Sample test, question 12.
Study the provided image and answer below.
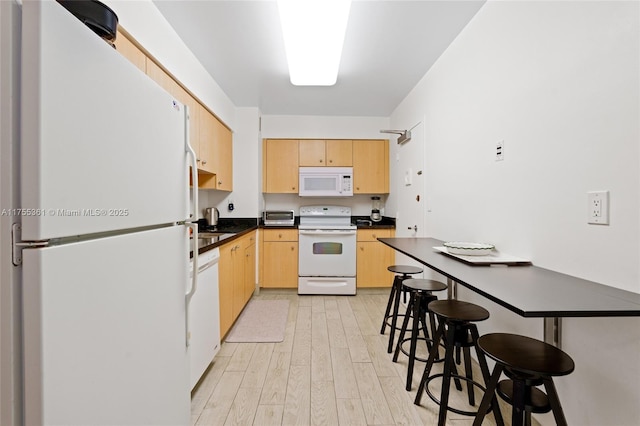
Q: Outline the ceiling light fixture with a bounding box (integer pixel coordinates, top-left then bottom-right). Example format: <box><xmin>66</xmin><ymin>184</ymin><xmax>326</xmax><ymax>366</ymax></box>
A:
<box><xmin>277</xmin><ymin>0</ymin><xmax>351</xmax><ymax>86</ymax></box>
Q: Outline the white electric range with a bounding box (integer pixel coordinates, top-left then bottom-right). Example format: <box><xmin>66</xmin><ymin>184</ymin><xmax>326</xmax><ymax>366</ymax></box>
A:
<box><xmin>298</xmin><ymin>205</ymin><xmax>357</xmax><ymax>295</ymax></box>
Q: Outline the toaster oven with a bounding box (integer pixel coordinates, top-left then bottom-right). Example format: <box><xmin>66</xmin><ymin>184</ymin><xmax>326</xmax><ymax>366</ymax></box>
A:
<box><xmin>263</xmin><ymin>210</ymin><xmax>295</xmax><ymax>226</ymax></box>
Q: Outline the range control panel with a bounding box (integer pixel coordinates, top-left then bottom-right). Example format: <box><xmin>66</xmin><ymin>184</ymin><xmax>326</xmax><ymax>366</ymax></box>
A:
<box><xmin>299</xmin><ymin>205</ymin><xmax>351</xmax><ymax>217</ymax></box>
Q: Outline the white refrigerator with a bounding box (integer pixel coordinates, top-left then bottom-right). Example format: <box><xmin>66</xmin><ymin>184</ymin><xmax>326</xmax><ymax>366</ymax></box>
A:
<box><xmin>14</xmin><ymin>1</ymin><xmax>198</xmax><ymax>424</ymax></box>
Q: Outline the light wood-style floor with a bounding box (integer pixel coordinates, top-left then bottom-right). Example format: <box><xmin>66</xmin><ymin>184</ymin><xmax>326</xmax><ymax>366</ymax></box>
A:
<box><xmin>191</xmin><ymin>289</ymin><xmax>535</xmax><ymax>426</ymax></box>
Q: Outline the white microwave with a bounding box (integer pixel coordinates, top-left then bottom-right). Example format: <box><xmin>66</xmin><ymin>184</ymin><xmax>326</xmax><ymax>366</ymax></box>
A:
<box><xmin>299</xmin><ymin>167</ymin><xmax>353</xmax><ymax>197</ymax></box>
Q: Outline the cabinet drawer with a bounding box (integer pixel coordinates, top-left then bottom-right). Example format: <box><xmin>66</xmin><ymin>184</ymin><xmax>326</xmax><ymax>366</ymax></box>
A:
<box><xmin>357</xmin><ymin>228</ymin><xmax>391</xmax><ymax>242</ymax></box>
<box><xmin>263</xmin><ymin>228</ymin><xmax>298</xmax><ymax>242</ymax></box>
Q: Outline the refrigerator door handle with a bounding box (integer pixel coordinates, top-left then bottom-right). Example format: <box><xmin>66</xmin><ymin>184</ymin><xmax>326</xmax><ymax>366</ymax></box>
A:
<box><xmin>185</xmin><ymin>106</ymin><xmax>198</xmax><ymax>347</ymax></box>
<box><xmin>185</xmin><ymin>221</ymin><xmax>198</xmax><ymax>347</ymax></box>
<box><xmin>185</xmin><ymin>106</ymin><xmax>198</xmax><ymax>220</ymax></box>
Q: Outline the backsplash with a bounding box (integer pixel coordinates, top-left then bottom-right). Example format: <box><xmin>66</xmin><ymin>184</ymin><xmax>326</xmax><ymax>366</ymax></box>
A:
<box><xmin>263</xmin><ymin>193</ymin><xmax>389</xmax><ymax>217</ymax></box>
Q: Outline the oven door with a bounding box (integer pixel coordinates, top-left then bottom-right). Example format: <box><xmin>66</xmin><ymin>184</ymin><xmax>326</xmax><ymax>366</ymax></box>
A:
<box><xmin>298</xmin><ymin>229</ymin><xmax>356</xmax><ymax>276</ymax></box>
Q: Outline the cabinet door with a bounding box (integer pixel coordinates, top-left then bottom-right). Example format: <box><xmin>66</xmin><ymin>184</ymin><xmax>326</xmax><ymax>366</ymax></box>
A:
<box><xmin>299</xmin><ymin>139</ymin><xmax>326</xmax><ymax>166</ymax></box>
<box><xmin>353</xmin><ymin>139</ymin><xmax>389</xmax><ymax>194</ymax></box>
<box><xmin>231</xmin><ymin>241</ymin><xmax>245</xmax><ymax>319</ymax></box>
<box><xmin>218</xmin><ymin>243</ymin><xmax>235</xmax><ymax>337</ymax></box>
<box><xmin>114</xmin><ymin>30</ymin><xmax>146</xmax><ymax>73</ymax></box>
<box><xmin>198</xmin><ymin>106</ymin><xmax>216</xmax><ymax>175</ymax></box>
<box><xmin>262</xmin><ymin>242</ymin><xmax>298</xmax><ymax>288</ymax></box>
<box><xmin>263</xmin><ymin>139</ymin><xmax>299</xmax><ymax>193</ymax></box>
<box><xmin>326</xmin><ymin>139</ymin><xmax>353</xmax><ymax>166</ymax></box>
<box><xmin>244</xmin><ymin>235</ymin><xmax>256</xmax><ymax>304</ymax></box>
<box><xmin>213</xmin><ymin>117</ymin><xmax>233</xmax><ymax>191</ymax></box>
<box><xmin>356</xmin><ymin>241</ymin><xmax>394</xmax><ymax>287</ymax></box>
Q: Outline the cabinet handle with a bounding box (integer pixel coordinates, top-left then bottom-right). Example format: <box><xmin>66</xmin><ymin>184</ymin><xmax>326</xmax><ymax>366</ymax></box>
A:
<box><xmin>292</xmin><ymin>186</ymin><xmax>296</xmax><ymax>190</ymax></box>
<box><xmin>196</xmin><ymin>158</ymin><xmax>201</xmax><ymax>162</ymax></box>
<box><xmin>278</xmin><ymin>234</ymin><xmax>282</xmax><ymax>239</ymax></box>
<box><xmin>202</xmin><ymin>160</ymin><xmax>207</xmax><ymax>165</ymax></box>
<box><xmin>290</xmin><ymin>246</ymin><xmax>294</xmax><ymax>251</ymax></box>
<box><xmin>218</xmin><ymin>181</ymin><xmax>222</xmax><ymax>185</ymax></box>
<box><xmin>319</xmin><ymin>159</ymin><xmax>323</xmax><ymax>163</ymax></box>
<box><xmin>329</xmin><ymin>159</ymin><xmax>333</xmax><ymax>163</ymax></box>
<box><xmin>372</xmin><ymin>234</ymin><xmax>377</xmax><ymax>239</ymax></box>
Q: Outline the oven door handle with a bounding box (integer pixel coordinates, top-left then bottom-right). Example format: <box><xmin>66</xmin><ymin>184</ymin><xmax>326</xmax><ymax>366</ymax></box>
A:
<box><xmin>299</xmin><ymin>230</ymin><xmax>357</xmax><ymax>236</ymax></box>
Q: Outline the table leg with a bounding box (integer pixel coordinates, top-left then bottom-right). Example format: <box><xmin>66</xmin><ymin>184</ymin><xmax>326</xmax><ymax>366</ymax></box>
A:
<box><xmin>543</xmin><ymin>317</ymin><xmax>562</xmax><ymax>348</ymax></box>
<box><xmin>447</xmin><ymin>278</ymin><xmax>458</xmax><ymax>300</ymax></box>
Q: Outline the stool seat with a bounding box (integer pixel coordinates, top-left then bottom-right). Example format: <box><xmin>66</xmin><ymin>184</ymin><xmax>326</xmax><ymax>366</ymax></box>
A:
<box><xmin>387</xmin><ymin>265</ymin><xmax>423</xmax><ymax>275</ymax></box>
<box><xmin>428</xmin><ymin>300</ymin><xmax>490</xmax><ymax>323</ymax></box>
<box><xmin>477</xmin><ymin>333</ymin><xmax>575</xmax><ymax>377</ymax></box>
<box><xmin>402</xmin><ymin>278</ymin><xmax>448</xmax><ymax>293</ymax></box>
<box><xmin>473</xmin><ymin>333</ymin><xmax>575</xmax><ymax>426</ymax></box>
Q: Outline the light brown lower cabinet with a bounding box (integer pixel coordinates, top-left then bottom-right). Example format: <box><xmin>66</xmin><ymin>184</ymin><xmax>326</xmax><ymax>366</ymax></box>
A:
<box><xmin>218</xmin><ymin>231</ymin><xmax>256</xmax><ymax>337</ymax></box>
<box><xmin>260</xmin><ymin>229</ymin><xmax>298</xmax><ymax>288</ymax></box>
<box><xmin>356</xmin><ymin>228</ymin><xmax>396</xmax><ymax>287</ymax></box>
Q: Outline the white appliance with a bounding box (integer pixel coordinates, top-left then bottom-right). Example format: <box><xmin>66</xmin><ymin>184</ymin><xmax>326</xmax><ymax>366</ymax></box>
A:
<box><xmin>189</xmin><ymin>248</ymin><xmax>220</xmax><ymax>389</ymax></box>
<box><xmin>298</xmin><ymin>206</ymin><xmax>357</xmax><ymax>295</ymax></box>
<box><xmin>10</xmin><ymin>2</ymin><xmax>198</xmax><ymax>424</ymax></box>
<box><xmin>299</xmin><ymin>167</ymin><xmax>353</xmax><ymax>197</ymax></box>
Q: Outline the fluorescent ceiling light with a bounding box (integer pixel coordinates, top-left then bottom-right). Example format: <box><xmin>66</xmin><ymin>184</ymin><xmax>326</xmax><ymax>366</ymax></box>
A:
<box><xmin>278</xmin><ymin>0</ymin><xmax>351</xmax><ymax>86</ymax></box>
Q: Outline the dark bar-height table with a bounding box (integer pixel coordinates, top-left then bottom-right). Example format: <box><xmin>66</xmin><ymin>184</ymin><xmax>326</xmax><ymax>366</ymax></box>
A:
<box><xmin>378</xmin><ymin>238</ymin><xmax>640</xmax><ymax>347</ymax></box>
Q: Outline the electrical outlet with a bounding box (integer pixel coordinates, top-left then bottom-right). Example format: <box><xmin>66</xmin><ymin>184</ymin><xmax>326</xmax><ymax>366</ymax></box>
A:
<box><xmin>496</xmin><ymin>140</ymin><xmax>504</xmax><ymax>161</ymax></box>
<box><xmin>588</xmin><ymin>191</ymin><xmax>609</xmax><ymax>225</ymax></box>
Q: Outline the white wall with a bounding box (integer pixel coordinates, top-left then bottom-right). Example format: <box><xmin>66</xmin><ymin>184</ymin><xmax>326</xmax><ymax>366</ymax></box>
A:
<box><xmin>390</xmin><ymin>1</ymin><xmax>640</xmax><ymax>425</ymax></box>
<box><xmin>261</xmin><ymin>115</ymin><xmax>391</xmax><ymax>215</ymax></box>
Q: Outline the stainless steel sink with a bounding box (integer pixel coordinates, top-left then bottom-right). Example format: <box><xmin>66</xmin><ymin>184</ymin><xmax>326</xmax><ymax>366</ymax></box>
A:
<box><xmin>198</xmin><ymin>232</ymin><xmax>233</xmax><ymax>239</ymax></box>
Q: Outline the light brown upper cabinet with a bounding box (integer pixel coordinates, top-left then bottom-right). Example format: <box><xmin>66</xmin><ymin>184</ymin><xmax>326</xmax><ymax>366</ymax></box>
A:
<box><xmin>263</xmin><ymin>139</ymin><xmax>299</xmax><ymax>193</ymax></box>
<box><xmin>114</xmin><ymin>30</ymin><xmax>146</xmax><ymax>73</ymax></box>
<box><xmin>352</xmin><ymin>139</ymin><xmax>389</xmax><ymax>194</ymax></box>
<box><xmin>299</xmin><ymin>139</ymin><xmax>352</xmax><ymax>166</ymax></box>
<box><xmin>116</xmin><ymin>29</ymin><xmax>233</xmax><ymax>190</ymax></box>
<box><xmin>197</xmin><ymin>104</ymin><xmax>217</xmax><ymax>175</ymax></box>
<box><xmin>212</xmin><ymin>116</ymin><xmax>233</xmax><ymax>191</ymax></box>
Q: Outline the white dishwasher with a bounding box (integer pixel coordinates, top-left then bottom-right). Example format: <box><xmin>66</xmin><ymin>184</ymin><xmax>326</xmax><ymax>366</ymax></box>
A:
<box><xmin>188</xmin><ymin>248</ymin><xmax>220</xmax><ymax>389</ymax></box>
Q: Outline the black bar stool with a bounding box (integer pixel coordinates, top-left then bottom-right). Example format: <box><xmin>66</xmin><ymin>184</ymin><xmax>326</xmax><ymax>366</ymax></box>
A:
<box><xmin>380</xmin><ymin>265</ymin><xmax>423</xmax><ymax>353</ymax></box>
<box><xmin>414</xmin><ymin>300</ymin><xmax>504</xmax><ymax>426</ymax></box>
<box><xmin>473</xmin><ymin>333</ymin><xmax>575</xmax><ymax>426</ymax></box>
<box><xmin>392</xmin><ymin>278</ymin><xmax>447</xmax><ymax>391</ymax></box>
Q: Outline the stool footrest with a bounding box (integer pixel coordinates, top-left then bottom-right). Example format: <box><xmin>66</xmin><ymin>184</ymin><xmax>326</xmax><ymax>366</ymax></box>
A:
<box><xmin>496</xmin><ymin>380</ymin><xmax>551</xmax><ymax>414</ymax></box>
<box><xmin>424</xmin><ymin>373</ymin><xmax>497</xmax><ymax>418</ymax></box>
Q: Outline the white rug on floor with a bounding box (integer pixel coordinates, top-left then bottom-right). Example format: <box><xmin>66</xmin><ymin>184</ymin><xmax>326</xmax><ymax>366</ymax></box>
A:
<box><xmin>225</xmin><ymin>299</ymin><xmax>289</xmax><ymax>343</ymax></box>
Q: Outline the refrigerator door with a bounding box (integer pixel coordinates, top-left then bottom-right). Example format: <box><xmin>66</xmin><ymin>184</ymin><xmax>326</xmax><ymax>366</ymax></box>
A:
<box><xmin>21</xmin><ymin>1</ymin><xmax>189</xmax><ymax>241</ymax></box>
<box><xmin>22</xmin><ymin>226</ymin><xmax>190</xmax><ymax>425</ymax></box>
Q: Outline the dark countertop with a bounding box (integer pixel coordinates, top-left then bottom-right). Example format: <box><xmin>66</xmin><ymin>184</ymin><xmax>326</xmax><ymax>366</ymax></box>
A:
<box><xmin>378</xmin><ymin>237</ymin><xmax>640</xmax><ymax>318</ymax></box>
<box><xmin>192</xmin><ymin>216</ymin><xmax>397</xmax><ymax>256</ymax></box>
<box><xmin>192</xmin><ymin>218</ymin><xmax>258</xmax><ymax>256</ymax></box>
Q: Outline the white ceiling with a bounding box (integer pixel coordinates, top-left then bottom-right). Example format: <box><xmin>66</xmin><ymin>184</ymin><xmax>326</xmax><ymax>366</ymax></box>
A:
<box><xmin>152</xmin><ymin>0</ymin><xmax>485</xmax><ymax>117</ymax></box>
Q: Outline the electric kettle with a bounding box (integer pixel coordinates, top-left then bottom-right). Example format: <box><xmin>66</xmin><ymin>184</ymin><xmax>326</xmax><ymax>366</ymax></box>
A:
<box><xmin>204</xmin><ymin>207</ymin><xmax>219</xmax><ymax>227</ymax></box>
